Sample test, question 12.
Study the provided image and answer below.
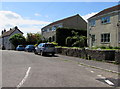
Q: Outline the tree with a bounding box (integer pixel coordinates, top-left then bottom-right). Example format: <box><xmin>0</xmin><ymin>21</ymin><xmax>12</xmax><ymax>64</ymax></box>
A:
<box><xmin>65</xmin><ymin>31</ymin><xmax>87</xmax><ymax>47</ymax></box>
<box><xmin>56</xmin><ymin>28</ymin><xmax>87</xmax><ymax>46</ymax></box>
<box><xmin>9</xmin><ymin>33</ymin><xmax>26</xmax><ymax>48</ymax></box>
<box><xmin>26</xmin><ymin>33</ymin><xmax>43</xmax><ymax>44</ymax></box>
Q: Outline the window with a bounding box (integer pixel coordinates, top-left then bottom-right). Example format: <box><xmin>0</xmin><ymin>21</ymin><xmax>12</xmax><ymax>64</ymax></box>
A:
<box><xmin>58</xmin><ymin>24</ymin><xmax>63</xmax><ymax>28</ymax></box>
<box><xmin>91</xmin><ymin>35</ymin><xmax>95</xmax><ymax>42</ymax></box>
<box><xmin>101</xmin><ymin>33</ymin><xmax>110</xmax><ymax>43</ymax></box>
<box><xmin>101</xmin><ymin>16</ymin><xmax>110</xmax><ymax>24</ymax></box>
<box><xmin>47</xmin><ymin>28</ymin><xmax>49</xmax><ymax>32</ymax></box>
<box><xmin>49</xmin><ymin>27</ymin><xmax>52</xmax><ymax>31</ymax></box>
<box><xmin>52</xmin><ymin>26</ymin><xmax>56</xmax><ymax>31</ymax></box>
<box><xmin>89</xmin><ymin>20</ymin><xmax>96</xmax><ymax>26</ymax></box>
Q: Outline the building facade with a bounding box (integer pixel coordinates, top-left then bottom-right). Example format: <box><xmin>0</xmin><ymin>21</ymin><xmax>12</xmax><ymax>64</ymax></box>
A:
<box><xmin>41</xmin><ymin>14</ymin><xmax>87</xmax><ymax>42</ymax></box>
<box><xmin>0</xmin><ymin>26</ymin><xmax>23</xmax><ymax>50</ymax></box>
<box><xmin>87</xmin><ymin>5</ymin><xmax>120</xmax><ymax>47</ymax></box>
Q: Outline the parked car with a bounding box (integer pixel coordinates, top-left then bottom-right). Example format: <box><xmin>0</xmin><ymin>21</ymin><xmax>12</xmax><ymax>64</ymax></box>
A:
<box><xmin>25</xmin><ymin>45</ymin><xmax>35</xmax><ymax>52</ymax></box>
<box><xmin>16</xmin><ymin>45</ymin><xmax>25</xmax><ymax>51</ymax></box>
<box><xmin>34</xmin><ymin>43</ymin><xmax>55</xmax><ymax>56</ymax></box>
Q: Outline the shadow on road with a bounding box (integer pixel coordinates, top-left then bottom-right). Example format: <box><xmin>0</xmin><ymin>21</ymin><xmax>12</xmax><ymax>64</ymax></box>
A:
<box><xmin>43</xmin><ymin>54</ymin><xmax>59</xmax><ymax>57</ymax></box>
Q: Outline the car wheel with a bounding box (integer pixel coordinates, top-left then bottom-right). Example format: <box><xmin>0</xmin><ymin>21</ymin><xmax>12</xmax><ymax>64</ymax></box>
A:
<box><xmin>41</xmin><ymin>51</ymin><xmax>45</xmax><ymax>56</ymax></box>
<box><xmin>34</xmin><ymin>50</ymin><xmax>38</xmax><ymax>54</ymax></box>
<box><xmin>52</xmin><ymin>53</ymin><xmax>55</xmax><ymax>56</ymax></box>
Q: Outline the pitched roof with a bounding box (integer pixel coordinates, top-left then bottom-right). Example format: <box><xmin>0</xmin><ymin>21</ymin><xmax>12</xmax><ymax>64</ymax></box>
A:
<box><xmin>89</xmin><ymin>4</ymin><xmax>120</xmax><ymax>19</ymax></box>
<box><xmin>1</xmin><ymin>27</ymin><xmax>23</xmax><ymax>37</ymax></box>
<box><xmin>41</xmin><ymin>14</ymin><xmax>81</xmax><ymax>30</ymax></box>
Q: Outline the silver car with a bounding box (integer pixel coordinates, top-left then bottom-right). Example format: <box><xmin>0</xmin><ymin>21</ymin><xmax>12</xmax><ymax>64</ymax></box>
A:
<box><xmin>34</xmin><ymin>43</ymin><xmax>55</xmax><ymax>56</ymax></box>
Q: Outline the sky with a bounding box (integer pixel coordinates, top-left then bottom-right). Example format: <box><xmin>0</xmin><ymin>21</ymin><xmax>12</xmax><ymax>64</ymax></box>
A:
<box><xmin>0</xmin><ymin>1</ymin><xmax>119</xmax><ymax>36</ymax></box>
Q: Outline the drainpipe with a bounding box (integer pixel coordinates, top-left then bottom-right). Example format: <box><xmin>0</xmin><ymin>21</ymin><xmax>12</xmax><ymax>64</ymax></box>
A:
<box><xmin>117</xmin><ymin>2</ymin><xmax>120</xmax><ymax>47</ymax></box>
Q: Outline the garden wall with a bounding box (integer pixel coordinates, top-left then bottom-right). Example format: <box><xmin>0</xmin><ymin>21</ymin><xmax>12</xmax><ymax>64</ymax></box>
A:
<box><xmin>56</xmin><ymin>48</ymin><xmax>120</xmax><ymax>62</ymax></box>
<box><xmin>115</xmin><ymin>50</ymin><xmax>120</xmax><ymax>63</ymax></box>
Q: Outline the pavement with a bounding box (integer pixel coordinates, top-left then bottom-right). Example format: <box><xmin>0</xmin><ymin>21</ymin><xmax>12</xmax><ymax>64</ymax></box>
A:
<box><xmin>1</xmin><ymin>50</ymin><xmax>120</xmax><ymax>88</ymax></box>
<box><xmin>58</xmin><ymin>54</ymin><xmax>119</xmax><ymax>74</ymax></box>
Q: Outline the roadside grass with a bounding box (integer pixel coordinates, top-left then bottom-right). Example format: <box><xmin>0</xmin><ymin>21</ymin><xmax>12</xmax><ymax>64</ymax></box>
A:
<box><xmin>63</xmin><ymin>59</ymin><xmax>72</xmax><ymax>62</ymax></box>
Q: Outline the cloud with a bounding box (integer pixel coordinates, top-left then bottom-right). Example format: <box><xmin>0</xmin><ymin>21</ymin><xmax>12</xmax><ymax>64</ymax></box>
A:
<box><xmin>34</xmin><ymin>13</ymin><xmax>41</xmax><ymax>16</ymax></box>
<box><xmin>0</xmin><ymin>11</ymin><xmax>51</xmax><ymax>34</ymax></box>
<box><xmin>82</xmin><ymin>12</ymin><xmax>98</xmax><ymax>22</ymax></box>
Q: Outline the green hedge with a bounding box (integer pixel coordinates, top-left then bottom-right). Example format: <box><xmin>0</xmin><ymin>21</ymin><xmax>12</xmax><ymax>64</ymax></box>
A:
<box><xmin>56</xmin><ymin>28</ymin><xmax>87</xmax><ymax>46</ymax></box>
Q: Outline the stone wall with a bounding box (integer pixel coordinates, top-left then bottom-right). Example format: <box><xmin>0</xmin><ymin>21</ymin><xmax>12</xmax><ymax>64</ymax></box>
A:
<box><xmin>56</xmin><ymin>48</ymin><xmax>119</xmax><ymax>62</ymax></box>
<box><xmin>115</xmin><ymin>50</ymin><xmax>120</xmax><ymax>63</ymax></box>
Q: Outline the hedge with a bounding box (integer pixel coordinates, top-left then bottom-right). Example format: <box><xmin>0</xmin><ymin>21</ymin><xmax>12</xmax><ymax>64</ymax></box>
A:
<box><xmin>56</xmin><ymin>28</ymin><xmax>87</xmax><ymax>46</ymax></box>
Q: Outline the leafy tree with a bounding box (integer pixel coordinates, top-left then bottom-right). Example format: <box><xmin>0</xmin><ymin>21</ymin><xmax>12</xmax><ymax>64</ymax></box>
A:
<box><xmin>66</xmin><ymin>37</ymin><xmax>72</xmax><ymax>47</ymax></box>
<box><xmin>26</xmin><ymin>33</ymin><xmax>43</xmax><ymax>44</ymax></box>
<box><xmin>65</xmin><ymin>31</ymin><xmax>87</xmax><ymax>47</ymax></box>
<box><xmin>56</xmin><ymin>28</ymin><xmax>87</xmax><ymax>46</ymax></box>
<box><xmin>9</xmin><ymin>33</ymin><xmax>26</xmax><ymax>48</ymax></box>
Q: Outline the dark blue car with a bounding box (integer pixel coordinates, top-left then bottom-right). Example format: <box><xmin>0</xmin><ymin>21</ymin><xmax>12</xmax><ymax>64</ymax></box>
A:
<box><xmin>16</xmin><ymin>45</ymin><xmax>25</xmax><ymax>51</ymax></box>
<box><xmin>25</xmin><ymin>45</ymin><xmax>35</xmax><ymax>52</ymax></box>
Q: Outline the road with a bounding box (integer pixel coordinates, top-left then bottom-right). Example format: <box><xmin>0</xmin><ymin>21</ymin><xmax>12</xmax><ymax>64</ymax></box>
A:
<box><xmin>1</xmin><ymin>50</ymin><xmax>119</xmax><ymax>88</ymax></box>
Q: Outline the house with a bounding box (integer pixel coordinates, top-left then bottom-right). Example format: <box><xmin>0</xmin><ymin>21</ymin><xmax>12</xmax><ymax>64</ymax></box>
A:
<box><xmin>0</xmin><ymin>26</ymin><xmax>23</xmax><ymax>50</ymax></box>
<box><xmin>41</xmin><ymin>14</ymin><xmax>87</xmax><ymax>42</ymax></box>
<box><xmin>87</xmin><ymin>4</ymin><xmax>120</xmax><ymax>48</ymax></box>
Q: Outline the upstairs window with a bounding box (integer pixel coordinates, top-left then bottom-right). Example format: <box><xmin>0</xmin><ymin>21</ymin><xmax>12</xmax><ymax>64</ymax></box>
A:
<box><xmin>89</xmin><ymin>20</ymin><xmax>96</xmax><ymax>26</ymax></box>
<box><xmin>101</xmin><ymin>16</ymin><xmax>110</xmax><ymax>24</ymax></box>
<box><xmin>101</xmin><ymin>33</ymin><xmax>110</xmax><ymax>43</ymax></box>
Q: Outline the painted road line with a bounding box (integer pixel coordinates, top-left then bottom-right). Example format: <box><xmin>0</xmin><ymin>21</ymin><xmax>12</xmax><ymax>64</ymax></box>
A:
<box><xmin>97</xmin><ymin>75</ymin><xmax>106</xmax><ymax>79</ymax></box>
<box><xmin>105</xmin><ymin>80</ymin><xmax>114</xmax><ymax>86</ymax></box>
<box><xmin>78</xmin><ymin>65</ymin><xmax>82</xmax><ymax>66</ymax></box>
<box><xmin>90</xmin><ymin>71</ymin><xmax>94</xmax><ymax>73</ymax></box>
<box><xmin>16</xmin><ymin>67</ymin><xmax>31</xmax><ymax>89</ymax></box>
<box><xmin>97</xmin><ymin>75</ymin><xmax>102</xmax><ymax>77</ymax></box>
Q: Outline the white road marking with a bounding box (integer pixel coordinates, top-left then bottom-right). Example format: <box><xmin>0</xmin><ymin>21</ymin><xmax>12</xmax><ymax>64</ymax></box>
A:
<box><xmin>78</xmin><ymin>65</ymin><xmax>82</xmax><ymax>66</ymax></box>
<box><xmin>97</xmin><ymin>75</ymin><xmax>106</xmax><ymax>79</ymax></box>
<box><xmin>105</xmin><ymin>80</ymin><xmax>114</xmax><ymax>86</ymax></box>
<box><xmin>97</xmin><ymin>75</ymin><xmax>102</xmax><ymax>77</ymax></box>
<box><xmin>90</xmin><ymin>71</ymin><xmax>94</xmax><ymax>73</ymax></box>
<box><xmin>16</xmin><ymin>67</ymin><xmax>31</xmax><ymax>89</ymax></box>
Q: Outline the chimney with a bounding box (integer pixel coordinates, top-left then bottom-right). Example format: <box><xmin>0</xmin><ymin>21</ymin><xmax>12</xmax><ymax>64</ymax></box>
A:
<box><xmin>15</xmin><ymin>26</ymin><xmax>18</xmax><ymax>29</ymax></box>
<box><xmin>4</xmin><ymin>29</ymin><xmax>6</xmax><ymax>32</ymax></box>
<box><xmin>1</xmin><ymin>30</ymin><xmax>4</xmax><ymax>35</ymax></box>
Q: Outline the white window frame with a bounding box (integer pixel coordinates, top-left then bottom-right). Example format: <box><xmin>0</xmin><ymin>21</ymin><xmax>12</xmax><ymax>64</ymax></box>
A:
<box><xmin>101</xmin><ymin>33</ymin><xmax>110</xmax><ymax>43</ymax></box>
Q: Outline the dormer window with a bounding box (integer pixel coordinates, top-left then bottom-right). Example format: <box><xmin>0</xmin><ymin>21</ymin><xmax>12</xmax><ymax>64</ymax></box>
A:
<box><xmin>101</xmin><ymin>16</ymin><xmax>110</xmax><ymax>24</ymax></box>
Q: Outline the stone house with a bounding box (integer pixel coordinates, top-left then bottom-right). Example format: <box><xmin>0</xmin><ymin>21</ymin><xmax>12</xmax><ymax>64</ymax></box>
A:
<box><xmin>41</xmin><ymin>14</ymin><xmax>87</xmax><ymax>42</ymax></box>
<box><xmin>87</xmin><ymin>4</ymin><xmax>120</xmax><ymax>48</ymax></box>
<box><xmin>0</xmin><ymin>26</ymin><xmax>23</xmax><ymax>50</ymax></box>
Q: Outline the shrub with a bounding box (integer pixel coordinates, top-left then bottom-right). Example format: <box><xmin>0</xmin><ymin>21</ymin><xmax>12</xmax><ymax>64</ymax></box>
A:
<box><xmin>100</xmin><ymin>46</ymin><xmax>106</xmax><ymax>49</ymax></box>
<box><xmin>66</xmin><ymin>37</ymin><xmax>72</xmax><ymax>47</ymax></box>
<box><xmin>56</xmin><ymin>28</ymin><xmax>87</xmax><ymax>46</ymax></box>
<box><xmin>106</xmin><ymin>46</ymin><xmax>113</xmax><ymax>49</ymax></box>
<box><xmin>49</xmin><ymin>42</ymin><xmax>58</xmax><ymax>46</ymax></box>
<box><xmin>113</xmin><ymin>47</ymin><xmax>120</xmax><ymax>49</ymax></box>
<box><xmin>9</xmin><ymin>33</ymin><xmax>26</xmax><ymax>48</ymax></box>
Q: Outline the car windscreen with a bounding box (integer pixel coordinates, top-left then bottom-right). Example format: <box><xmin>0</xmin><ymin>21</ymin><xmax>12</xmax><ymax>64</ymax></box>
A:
<box><xmin>44</xmin><ymin>44</ymin><xmax>55</xmax><ymax>47</ymax></box>
<box><xmin>19</xmin><ymin>45</ymin><xmax>24</xmax><ymax>47</ymax></box>
<box><xmin>29</xmin><ymin>45</ymin><xmax>35</xmax><ymax>48</ymax></box>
